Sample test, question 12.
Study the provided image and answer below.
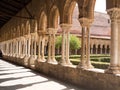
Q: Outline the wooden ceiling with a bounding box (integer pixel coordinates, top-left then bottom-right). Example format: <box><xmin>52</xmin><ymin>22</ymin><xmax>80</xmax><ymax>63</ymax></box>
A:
<box><xmin>0</xmin><ymin>0</ymin><xmax>31</xmax><ymax>28</ymax></box>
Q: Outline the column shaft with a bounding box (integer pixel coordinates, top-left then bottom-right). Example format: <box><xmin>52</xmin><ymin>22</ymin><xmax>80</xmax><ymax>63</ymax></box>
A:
<box><xmin>47</xmin><ymin>34</ymin><xmax>51</xmax><ymax>62</ymax></box>
<box><xmin>37</xmin><ymin>36</ymin><xmax>42</xmax><ymax>61</ymax></box>
<box><xmin>41</xmin><ymin>36</ymin><xmax>45</xmax><ymax>61</ymax></box>
<box><xmin>66</xmin><ymin>31</ymin><xmax>71</xmax><ymax>64</ymax></box>
<box><xmin>61</xmin><ymin>30</ymin><xmax>65</xmax><ymax>63</ymax></box>
<box><xmin>51</xmin><ymin>34</ymin><xmax>56</xmax><ymax>61</ymax></box>
<box><xmin>110</xmin><ymin>19</ymin><xmax>118</xmax><ymax>66</ymax></box>
<box><xmin>81</xmin><ymin>27</ymin><xmax>86</xmax><ymax>66</ymax></box>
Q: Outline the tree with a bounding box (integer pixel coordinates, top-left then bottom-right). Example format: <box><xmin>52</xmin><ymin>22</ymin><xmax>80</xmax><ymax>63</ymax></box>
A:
<box><xmin>70</xmin><ymin>35</ymin><xmax>81</xmax><ymax>50</ymax></box>
<box><xmin>55</xmin><ymin>35</ymin><xmax>62</xmax><ymax>49</ymax></box>
<box><xmin>55</xmin><ymin>36</ymin><xmax>62</xmax><ymax>54</ymax></box>
<box><xmin>55</xmin><ymin>35</ymin><xmax>81</xmax><ymax>55</ymax></box>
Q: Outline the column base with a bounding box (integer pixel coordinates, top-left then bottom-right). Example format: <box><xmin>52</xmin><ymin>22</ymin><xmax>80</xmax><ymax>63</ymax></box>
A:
<box><xmin>59</xmin><ymin>59</ymin><xmax>72</xmax><ymax>66</ymax></box>
<box><xmin>19</xmin><ymin>55</ymin><xmax>25</xmax><ymax>59</ymax></box>
<box><xmin>77</xmin><ymin>63</ymin><xmax>94</xmax><ymax>70</ymax></box>
<box><xmin>105</xmin><ymin>66</ymin><xmax>120</xmax><ymax>74</ymax></box>
<box><xmin>23</xmin><ymin>55</ymin><xmax>30</xmax><ymax>66</ymax></box>
<box><xmin>47</xmin><ymin>58</ymin><xmax>58</xmax><ymax>64</ymax></box>
<box><xmin>37</xmin><ymin>57</ymin><xmax>46</xmax><ymax>62</ymax></box>
<box><xmin>28</xmin><ymin>55</ymin><xmax>37</xmax><ymax>66</ymax></box>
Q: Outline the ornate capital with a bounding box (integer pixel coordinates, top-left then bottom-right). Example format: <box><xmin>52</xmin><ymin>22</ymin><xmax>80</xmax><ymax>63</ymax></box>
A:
<box><xmin>38</xmin><ymin>30</ymin><xmax>46</xmax><ymax>36</ymax></box>
<box><xmin>47</xmin><ymin>28</ymin><xmax>57</xmax><ymax>34</ymax></box>
<box><xmin>60</xmin><ymin>24</ymin><xmax>72</xmax><ymax>32</ymax></box>
<box><xmin>79</xmin><ymin>18</ymin><xmax>93</xmax><ymax>27</ymax></box>
<box><xmin>107</xmin><ymin>8</ymin><xmax>120</xmax><ymax>20</ymax></box>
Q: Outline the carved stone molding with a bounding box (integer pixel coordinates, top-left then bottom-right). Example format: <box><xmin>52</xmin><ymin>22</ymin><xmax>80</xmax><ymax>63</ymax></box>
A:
<box><xmin>60</xmin><ymin>24</ymin><xmax>72</xmax><ymax>32</ymax></box>
<box><xmin>107</xmin><ymin>8</ymin><xmax>120</xmax><ymax>20</ymax></box>
<box><xmin>79</xmin><ymin>18</ymin><xmax>93</xmax><ymax>27</ymax></box>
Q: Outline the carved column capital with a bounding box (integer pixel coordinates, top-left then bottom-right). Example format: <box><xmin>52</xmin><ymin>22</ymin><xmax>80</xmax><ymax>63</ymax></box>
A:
<box><xmin>60</xmin><ymin>24</ymin><xmax>72</xmax><ymax>30</ymax></box>
<box><xmin>47</xmin><ymin>28</ymin><xmax>57</xmax><ymax>34</ymax></box>
<box><xmin>107</xmin><ymin>8</ymin><xmax>120</xmax><ymax>20</ymax></box>
<box><xmin>79</xmin><ymin>18</ymin><xmax>93</xmax><ymax>27</ymax></box>
<box><xmin>38</xmin><ymin>30</ymin><xmax>46</xmax><ymax>36</ymax></box>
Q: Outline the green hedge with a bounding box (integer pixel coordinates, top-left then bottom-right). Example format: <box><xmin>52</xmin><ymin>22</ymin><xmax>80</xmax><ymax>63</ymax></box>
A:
<box><xmin>48</xmin><ymin>55</ymin><xmax>110</xmax><ymax>69</ymax></box>
<box><xmin>71</xmin><ymin>60</ymin><xmax>109</xmax><ymax>69</ymax></box>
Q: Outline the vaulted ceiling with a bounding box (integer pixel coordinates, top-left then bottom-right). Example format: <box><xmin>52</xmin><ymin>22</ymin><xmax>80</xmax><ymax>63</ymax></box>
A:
<box><xmin>0</xmin><ymin>0</ymin><xmax>31</xmax><ymax>28</ymax></box>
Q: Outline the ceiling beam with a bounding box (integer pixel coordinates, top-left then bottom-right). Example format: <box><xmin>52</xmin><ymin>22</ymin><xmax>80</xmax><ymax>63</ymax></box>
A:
<box><xmin>0</xmin><ymin>0</ymin><xmax>20</xmax><ymax>11</ymax></box>
<box><xmin>0</xmin><ymin>7</ymin><xmax>16</xmax><ymax>15</ymax></box>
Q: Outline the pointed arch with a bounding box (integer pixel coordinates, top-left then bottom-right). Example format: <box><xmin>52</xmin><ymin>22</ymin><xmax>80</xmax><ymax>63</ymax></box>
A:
<box><xmin>17</xmin><ymin>26</ymin><xmax>21</xmax><ymax>37</ymax></box>
<box><xmin>21</xmin><ymin>24</ymin><xmax>25</xmax><ymax>36</ymax></box>
<box><xmin>61</xmin><ymin>0</ymin><xmax>77</xmax><ymax>24</ymax></box>
<box><xmin>26</xmin><ymin>21</ymin><xmax>30</xmax><ymax>35</ymax></box>
<box><xmin>48</xmin><ymin>5</ymin><xmax>60</xmax><ymax>28</ymax></box>
<box><xmin>38</xmin><ymin>11</ymin><xmax>47</xmax><ymax>31</ymax></box>
<box><xmin>77</xmin><ymin>0</ymin><xmax>96</xmax><ymax>19</ymax></box>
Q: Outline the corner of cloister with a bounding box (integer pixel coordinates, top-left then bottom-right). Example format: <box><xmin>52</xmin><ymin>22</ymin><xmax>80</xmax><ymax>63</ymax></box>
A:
<box><xmin>0</xmin><ymin>0</ymin><xmax>120</xmax><ymax>90</ymax></box>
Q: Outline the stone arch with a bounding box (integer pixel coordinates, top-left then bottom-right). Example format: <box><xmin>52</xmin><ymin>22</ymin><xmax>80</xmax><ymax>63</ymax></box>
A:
<box><xmin>97</xmin><ymin>44</ymin><xmax>101</xmax><ymax>54</ymax></box>
<box><xmin>48</xmin><ymin>5</ymin><xmax>60</xmax><ymax>28</ymax></box>
<box><xmin>107</xmin><ymin>45</ymin><xmax>110</xmax><ymax>54</ymax></box>
<box><xmin>93</xmin><ymin>44</ymin><xmax>96</xmax><ymax>54</ymax></box>
<box><xmin>30</xmin><ymin>20</ymin><xmax>38</xmax><ymax>33</ymax></box>
<box><xmin>38</xmin><ymin>11</ymin><xmax>47</xmax><ymax>31</ymax></box>
<box><xmin>77</xmin><ymin>0</ymin><xmax>96</xmax><ymax>19</ymax></box>
<box><xmin>102</xmin><ymin>45</ymin><xmax>106</xmax><ymax>54</ymax></box>
<box><xmin>61</xmin><ymin>0</ymin><xmax>77</xmax><ymax>24</ymax></box>
<box><xmin>17</xmin><ymin>26</ymin><xmax>20</xmax><ymax>37</ymax></box>
<box><xmin>21</xmin><ymin>24</ymin><xmax>25</xmax><ymax>36</ymax></box>
<box><xmin>25</xmin><ymin>21</ymin><xmax>30</xmax><ymax>35</ymax></box>
<box><xmin>13</xmin><ymin>27</ymin><xmax>16</xmax><ymax>38</ymax></box>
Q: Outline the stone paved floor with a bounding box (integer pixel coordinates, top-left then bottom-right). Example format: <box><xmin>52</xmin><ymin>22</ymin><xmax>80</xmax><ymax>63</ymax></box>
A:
<box><xmin>0</xmin><ymin>59</ymin><xmax>85</xmax><ymax>90</ymax></box>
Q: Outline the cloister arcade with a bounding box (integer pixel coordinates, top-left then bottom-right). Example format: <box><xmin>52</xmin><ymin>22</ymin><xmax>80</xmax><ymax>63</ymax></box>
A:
<box><xmin>0</xmin><ymin>0</ymin><xmax>120</xmax><ymax>89</ymax></box>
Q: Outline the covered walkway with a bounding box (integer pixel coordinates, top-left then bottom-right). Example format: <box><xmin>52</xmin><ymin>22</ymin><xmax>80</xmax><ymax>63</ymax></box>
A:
<box><xmin>0</xmin><ymin>59</ymin><xmax>84</xmax><ymax>90</ymax></box>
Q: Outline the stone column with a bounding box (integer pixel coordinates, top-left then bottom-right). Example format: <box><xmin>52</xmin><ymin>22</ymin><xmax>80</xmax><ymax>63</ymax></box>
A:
<box><xmin>86</xmin><ymin>27</ymin><xmax>93</xmax><ymax>68</ymax></box>
<box><xmin>61</xmin><ymin>29</ymin><xmax>65</xmax><ymax>64</ymax></box>
<box><xmin>100</xmin><ymin>47</ymin><xmax>102</xmax><ymax>54</ymax></box>
<box><xmin>78</xmin><ymin>27</ymin><xmax>86</xmax><ymax>68</ymax></box>
<box><xmin>18</xmin><ymin>40</ymin><xmax>21</xmax><ymax>57</ymax></box>
<box><xmin>7</xmin><ymin>42</ymin><xmax>9</xmax><ymax>56</ymax></box>
<box><xmin>28</xmin><ymin>37</ymin><xmax>31</xmax><ymax>57</ymax></box>
<box><xmin>60</xmin><ymin>24</ymin><xmax>72</xmax><ymax>66</ymax></box>
<box><xmin>47</xmin><ymin>32</ymin><xmax>52</xmax><ymax>62</ymax></box>
<box><xmin>33</xmin><ymin>35</ymin><xmax>37</xmax><ymax>59</ymax></box>
<box><xmin>37</xmin><ymin>35</ymin><xmax>42</xmax><ymax>62</ymax></box>
<box><xmin>51</xmin><ymin>31</ymin><xmax>57</xmax><ymax>63</ymax></box>
<box><xmin>23</xmin><ymin>38</ymin><xmax>26</xmax><ymax>58</ymax></box>
<box><xmin>47</xmin><ymin>28</ymin><xmax>57</xmax><ymax>64</ymax></box>
<box><xmin>41</xmin><ymin>35</ymin><xmax>46</xmax><ymax>61</ymax></box>
<box><xmin>37</xmin><ymin>30</ymin><xmax>46</xmax><ymax>62</ymax></box>
<box><xmin>16</xmin><ymin>40</ymin><xmax>19</xmax><ymax>57</ymax></box>
<box><xmin>104</xmin><ymin>46</ymin><xmax>107</xmax><ymax>54</ymax></box>
<box><xmin>77</xmin><ymin>18</ymin><xmax>94</xmax><ymax>69</ymax></box>
<box><xmin>66</xmin><ymin>30</ymin><xmax>72</xmax><ymax>65</ymax></box>
<box><xmin>13</xmin><ymin>40</ymin><xmax>15</xmax><ymax>57</ymax></box>
<box><xmin>6</xmin><ymin>42</ymin><xmax>8</xmax><ymax>56</ymax></box>
<box><xmin>10</xmin><ymin>42</ymin><xmax>12</xmax><ymax>56</ymax></box>
<box><xmin>20</xmin><ymin>38</ymin><xmax>25</xmax><ymax>58</ymax></box>
<box><xmin>105</xmin><ymin>8</ymin><xmax>120</xmax><ymax>74</ymax></box>
<box><xmin>28</xmin><ymin>34</ymin><xmax>37</xmax><ymax>66</ymax></box>
<box><xmin>25</xmin><ymin>39</ymin><xmax>27</xmax><ymax>56</ymax></box>
<box><xmin>23</xmin><ymin>36</ymin><xmax>30</xmax><ymax>65</ymax></box>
